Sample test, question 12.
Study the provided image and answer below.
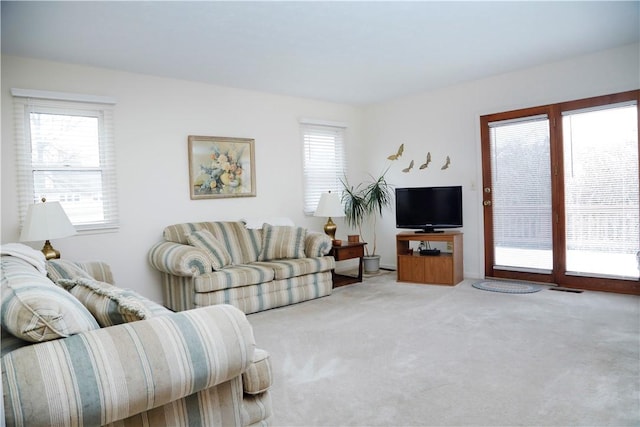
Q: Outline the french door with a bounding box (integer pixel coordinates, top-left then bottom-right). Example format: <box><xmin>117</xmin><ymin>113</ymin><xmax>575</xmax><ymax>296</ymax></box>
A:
<box><xmin>480</xmin><ymin>91</ymin><xmax>640</xmax><ymax>294</ymax></box>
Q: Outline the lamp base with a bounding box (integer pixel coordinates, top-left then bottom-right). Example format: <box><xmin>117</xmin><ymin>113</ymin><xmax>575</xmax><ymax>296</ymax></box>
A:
<box><xmin>41</xmin><ymin>240</ymin><xmax>61</xmax><ymax>260</ymax></box>
<box><xmin>324</xmin><ymin>217</ymin><xmax>337</xmax><ymax>241</ymax></box>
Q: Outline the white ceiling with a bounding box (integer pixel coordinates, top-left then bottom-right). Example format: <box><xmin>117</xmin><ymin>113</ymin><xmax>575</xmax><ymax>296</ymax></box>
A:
<box><xmin>2</xmin><ymin>1</ymin><xmax>639</xmax><ymax>105</ymax></box>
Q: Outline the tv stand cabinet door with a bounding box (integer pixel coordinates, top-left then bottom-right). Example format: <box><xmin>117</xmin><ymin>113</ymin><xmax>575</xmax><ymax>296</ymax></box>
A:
<box><xmin>397</xmin><ymin>255</ymin><xmax>425</xmax><ymax>283</ymax></box>
<box><xmin>423</xmin><ymin>255</ymin><xmax>453</xmax><ymax>284</ymax></box>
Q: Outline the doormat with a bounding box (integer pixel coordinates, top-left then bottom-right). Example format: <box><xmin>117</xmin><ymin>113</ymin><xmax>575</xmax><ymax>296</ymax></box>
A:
<box><xmin>472</xmin><ymin>279</ymin><xmax>545</xmax><ymax>294</ymax></box>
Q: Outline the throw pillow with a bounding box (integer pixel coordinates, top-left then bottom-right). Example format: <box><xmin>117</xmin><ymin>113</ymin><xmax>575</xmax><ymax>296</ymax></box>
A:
<box><xmin>46</xmin><ymin>259</ymin><xmax>93</xmax><ymax>283</ymax></box>
<box><xmin>58</xmin><ymin>278</ymin><xmax>159</xmax><ymax>327</ymax></box>
<box><xmin>1</xmin><ymin>258</ymin><xmax>99</xmax><ymax>342</ymax></box>
<box><xmin>187</xmin><ymin>229</ymin><xmax>233</xmax><ymax>270</ymax></box>
<box><xmin>259</xmin><ymin>223</ymin><xmax>307</xmax><ymax>261</ymax></box>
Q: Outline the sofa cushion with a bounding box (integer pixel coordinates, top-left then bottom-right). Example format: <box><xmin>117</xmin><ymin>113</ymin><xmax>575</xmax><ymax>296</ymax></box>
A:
<box><xmin>58</xmin><ymin>277</ymin><xmax>171</xmax><ymax>326</ymax></box>
<box><xmin>1</xmin><ymin>257</ymin><xmax>100</xmax><ymax>342</ymax></box>
<box><xmin>208</xmin><ymin>221</ymin><xmax>261</xmax><ymax>264</ymax></box>
<box><xmin>252</xmin><ymin>256</ymin><xmax>335</xmax><ymax>280</ymax></box>
<box><xmin>194</xmin><ymin>264</ymin><xmax>275</xmax><ymax>293</ymax></box>
<box><xmin>193</xmin><ymin>271</ymin><xmax>333</xmax><ymax>314</ymax></box>
<box><xmin>259</xmin><ymin>223</ymin><xmax>306</xmax><ymax>261</ymax></box>
<box><xmin>187</xmin><ymin>229</ymin><xmax>233</xmax><ymax>270</ymax></box>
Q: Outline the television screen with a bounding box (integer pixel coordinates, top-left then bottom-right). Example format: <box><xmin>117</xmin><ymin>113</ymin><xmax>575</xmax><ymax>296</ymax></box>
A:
<box><xmin>395</xmin><ymin>186</ymin><xmax>463</xmax><ymax>233</ymax></box>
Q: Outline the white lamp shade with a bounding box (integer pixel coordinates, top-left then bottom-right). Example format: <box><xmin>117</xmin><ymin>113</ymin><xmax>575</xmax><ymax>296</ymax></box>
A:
<box><xmin>314</xmin><ymin>192</ymin><xmax>345</xmax><ymax>218</ymax></box>
<box><xmin>20</xmin><ymin>201</ymin><xmax>77</xmax><ymax>242</ymax></box>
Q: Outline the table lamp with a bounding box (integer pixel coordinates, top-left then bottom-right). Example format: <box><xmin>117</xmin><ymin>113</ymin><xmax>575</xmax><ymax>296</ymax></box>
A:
<box><xmin>20</xmin><ymin>198</ymin><xmax>77</xmax><ymax>260</ymax></box>
<box><xmin>314</xmin><ymin>191</ymin><xmax>345</xmax><ymax>241</ymax></box>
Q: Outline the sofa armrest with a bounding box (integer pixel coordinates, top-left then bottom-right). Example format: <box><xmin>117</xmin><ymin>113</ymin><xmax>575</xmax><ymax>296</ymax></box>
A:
<box><xmin>148</xmin><ymin>241</ymin><xmax>212</xmax><ymax>276</ymax></box>
<box><xmin>305</xmin><ymin>231</ymin><xmax>333</xmax><ymax>257</ymax></box>
<box><xmin>2</xmin><ymin>304</ymin><xmax>255</xmax><ymax>426</ymax></box>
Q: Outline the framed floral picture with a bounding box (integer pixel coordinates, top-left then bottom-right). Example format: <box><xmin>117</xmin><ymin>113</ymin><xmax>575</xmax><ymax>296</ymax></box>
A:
<box><xmin>188</xmin><ymin>135</ymin><xmax>256</xmax><ymax>199</ymax></box>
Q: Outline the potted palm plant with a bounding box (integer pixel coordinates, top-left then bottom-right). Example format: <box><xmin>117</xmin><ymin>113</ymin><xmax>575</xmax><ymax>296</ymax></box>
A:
<box><xmin>341</xmin><ymin>168</ymin><xmax>393</xmax><ymax>273</ymax></box>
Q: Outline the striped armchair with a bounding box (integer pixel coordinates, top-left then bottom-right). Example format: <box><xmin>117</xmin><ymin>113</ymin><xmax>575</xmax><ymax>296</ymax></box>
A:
<box><xmin>149</xmin><ymin>221</ymin><xmax>335</xmax><ymax>314</ymax></box>
<box><xmin>1</xmin><ymin>253</ymin><xmax>273</xmax><ymax>426</ymax></box>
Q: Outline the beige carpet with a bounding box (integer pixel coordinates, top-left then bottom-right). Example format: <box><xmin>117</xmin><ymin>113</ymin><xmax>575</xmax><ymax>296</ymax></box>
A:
<box><xmin>247</xmin><ymin>272</ymin><xmax>640</xmax><ymax>426</ymax></box>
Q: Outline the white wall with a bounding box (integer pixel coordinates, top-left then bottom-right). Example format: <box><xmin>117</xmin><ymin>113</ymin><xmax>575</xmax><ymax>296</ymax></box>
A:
<box><xmin>362</xmin><ymin>43</ymin><xmax>639</xmax><ymax>279</ymax></box>
<box><xmin>2</xmin><ymin>44</ymin><xmax>638</xmax><ymax>301</ymax></box>
<box><xmin>1</xmin><ymin>55</ymin><xmax>363</xmax><ymax>302</ymax></box>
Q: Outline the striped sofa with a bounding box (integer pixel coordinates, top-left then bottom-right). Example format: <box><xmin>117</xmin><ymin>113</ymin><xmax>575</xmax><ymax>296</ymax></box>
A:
<box><xmin>148</xmin><ymin>221</ymin><xmax>335</xmax><ymax>314</ymax></box>
<box><xmin>1</xmin><ymin>253</ymin><xmax>273</xmax><ymax>426</ymax></box>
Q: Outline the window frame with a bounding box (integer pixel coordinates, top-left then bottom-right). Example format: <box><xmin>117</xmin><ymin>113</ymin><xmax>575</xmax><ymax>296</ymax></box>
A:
<box><xmin>12</xmin><ymin>88</ymin><xmax>119</xmax><ymax>233</ymax></box>
<box><xmin>300</xmin><ymin>119</ymin><xmax>348</xmax><ymax>216</ymax></box>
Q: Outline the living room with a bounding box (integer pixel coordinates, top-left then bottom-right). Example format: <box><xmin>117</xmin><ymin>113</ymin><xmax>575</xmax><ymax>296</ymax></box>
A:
<box><xmin>1</xmin><ymin>2</ymin><xmax>639</xmax><ymax>425</ymax></box>
<box><xmin>2</xmin><ymin>2</ymin><xmax>639</xmax><ymax>302</ymax></box>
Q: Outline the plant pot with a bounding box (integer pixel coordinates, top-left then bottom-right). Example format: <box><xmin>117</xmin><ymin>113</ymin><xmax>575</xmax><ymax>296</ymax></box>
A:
<box><xmin>363</xmin><ymin>255</ymin><xmax>381</xmax><ymax>274</ymax></box>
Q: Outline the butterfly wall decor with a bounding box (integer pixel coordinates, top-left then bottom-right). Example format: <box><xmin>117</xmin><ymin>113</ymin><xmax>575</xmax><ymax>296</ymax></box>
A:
<box><xmin>387</xmin><ymin>143</ymin><xmax>404</xmax><ymax>161</ymax></box>
<box><xmin>386</xmin><ymin>143</ymin><xmax>451</xmax><ymax>174</ymax></box>
<box><xmin>402</xmin><ymin>160</ymin><xmax>414</xmax><ymax>173</ymax></box>
<box><xmin>419</xmin><ymin>152</ymin><xmax>431</xmax><ymax>170</ymax></box>
<box><xmin>441</xmin><ymin>155</ymin><xmax>451</xmax><ymax>170</ymax></box>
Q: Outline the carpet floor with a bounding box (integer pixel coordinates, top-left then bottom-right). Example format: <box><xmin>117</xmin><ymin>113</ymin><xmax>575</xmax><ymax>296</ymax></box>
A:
<box><xmin>247</xmin><ymin>272</ymin><xmax>640</xmax><ymax>426</ymax></box>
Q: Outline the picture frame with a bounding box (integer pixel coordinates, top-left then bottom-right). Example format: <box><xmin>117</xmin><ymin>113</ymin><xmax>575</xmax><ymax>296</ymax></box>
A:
<box><xmin>188</xmin><ymin>135</ymin><xmax>256</xmax><ymax>199</ymax></box>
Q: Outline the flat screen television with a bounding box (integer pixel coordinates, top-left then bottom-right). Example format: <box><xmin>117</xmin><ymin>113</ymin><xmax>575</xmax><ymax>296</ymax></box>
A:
<box><xmin>395</xmin><ymin>186</ymin><xmax>463</xmax><ymax>233</ymax></box>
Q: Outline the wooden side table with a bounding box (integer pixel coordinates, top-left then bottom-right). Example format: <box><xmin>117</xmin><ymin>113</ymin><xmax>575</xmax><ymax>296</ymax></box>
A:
<box><xmin>329</xmin><ymin>242</ymin><xmax>367</xmax><ymax>287</ymax></box>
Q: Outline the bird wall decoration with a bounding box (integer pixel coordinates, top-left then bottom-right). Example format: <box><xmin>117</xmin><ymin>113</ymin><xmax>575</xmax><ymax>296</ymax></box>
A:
<box><xmin>387</xmin><ymin>143</ymin><xmax>404</xmax><ymax>160</ymax></box>
<box><xmin>441</xmin><ymin>155</ymin><xmax>451</xmax><ymax>170</ymax></box>
<box><xmin>402</xmin><ymin>160</ymin><xmax>414</xmax><ymax>173</ymax></box>
<box><xmin>419</xmin><ymin>152</ymin><xmax>431</xmax><ymax>170</ymax></box>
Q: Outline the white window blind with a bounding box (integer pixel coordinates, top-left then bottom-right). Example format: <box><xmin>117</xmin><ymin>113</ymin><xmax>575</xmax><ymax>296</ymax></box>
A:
<box><xmin>562</xmin><ymin>102</ymin><xmax>639</xmax><ymax>278</ymax></box>
<box><xmin>13</xmin><ymin>89</ymin><xmax>119</xmax><ymax>232</ymax></box>
<box><xmin>301</xmin><ymin>121</ymin><xmax>347</xmax><ymax>215</ymax></box>
<box><xmin>488</xmin><ymin>114</ymin><xmax>553</xmax><ymax>272</ymax></box>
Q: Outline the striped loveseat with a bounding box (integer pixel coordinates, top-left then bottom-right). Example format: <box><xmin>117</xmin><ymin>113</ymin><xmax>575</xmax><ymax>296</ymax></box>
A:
<box><xmin>148</xmin><ymin>221</ymin><xmax>335</xmax><ymax>314</ymax></box>
<box><xmin>1</xmin><ymin>249</ymin><xmax>273</xmax><ymax>426</ymax></box>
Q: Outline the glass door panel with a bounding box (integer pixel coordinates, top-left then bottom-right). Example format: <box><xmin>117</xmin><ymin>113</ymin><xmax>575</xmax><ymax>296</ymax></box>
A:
<box><xmin>489</xmin><ymin>116</ymin><xmax>553</xmax><ymax>272</ymax></box>
<box><xmin>562</xmin><ymin>103</ymin><xmax>639</xmax><ymax>280</ymax></box>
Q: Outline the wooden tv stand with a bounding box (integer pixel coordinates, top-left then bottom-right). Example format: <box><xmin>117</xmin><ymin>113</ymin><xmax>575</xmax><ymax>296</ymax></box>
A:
<box><xmin>396</xmin><ymin>231</ymin><xmax>463</xmax><ymax>286</ymax></box>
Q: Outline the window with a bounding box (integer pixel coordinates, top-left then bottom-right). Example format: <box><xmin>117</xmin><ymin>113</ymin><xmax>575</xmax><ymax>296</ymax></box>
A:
<box><xmin>13</xmin><ymin>89</ymin><xmax>119</xmax><ymax>231</ymax></box>
<box><xmin>301</xmin><ymin>120</ymin><xmax>347</xmax><ymax>215</ymax></box>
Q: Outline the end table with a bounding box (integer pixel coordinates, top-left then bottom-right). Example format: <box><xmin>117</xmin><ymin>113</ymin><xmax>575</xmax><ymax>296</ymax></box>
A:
<box><xmin>329</xmin><ymin>241</ymin><xmax>367</xmax><ymax>287</ymax></box>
